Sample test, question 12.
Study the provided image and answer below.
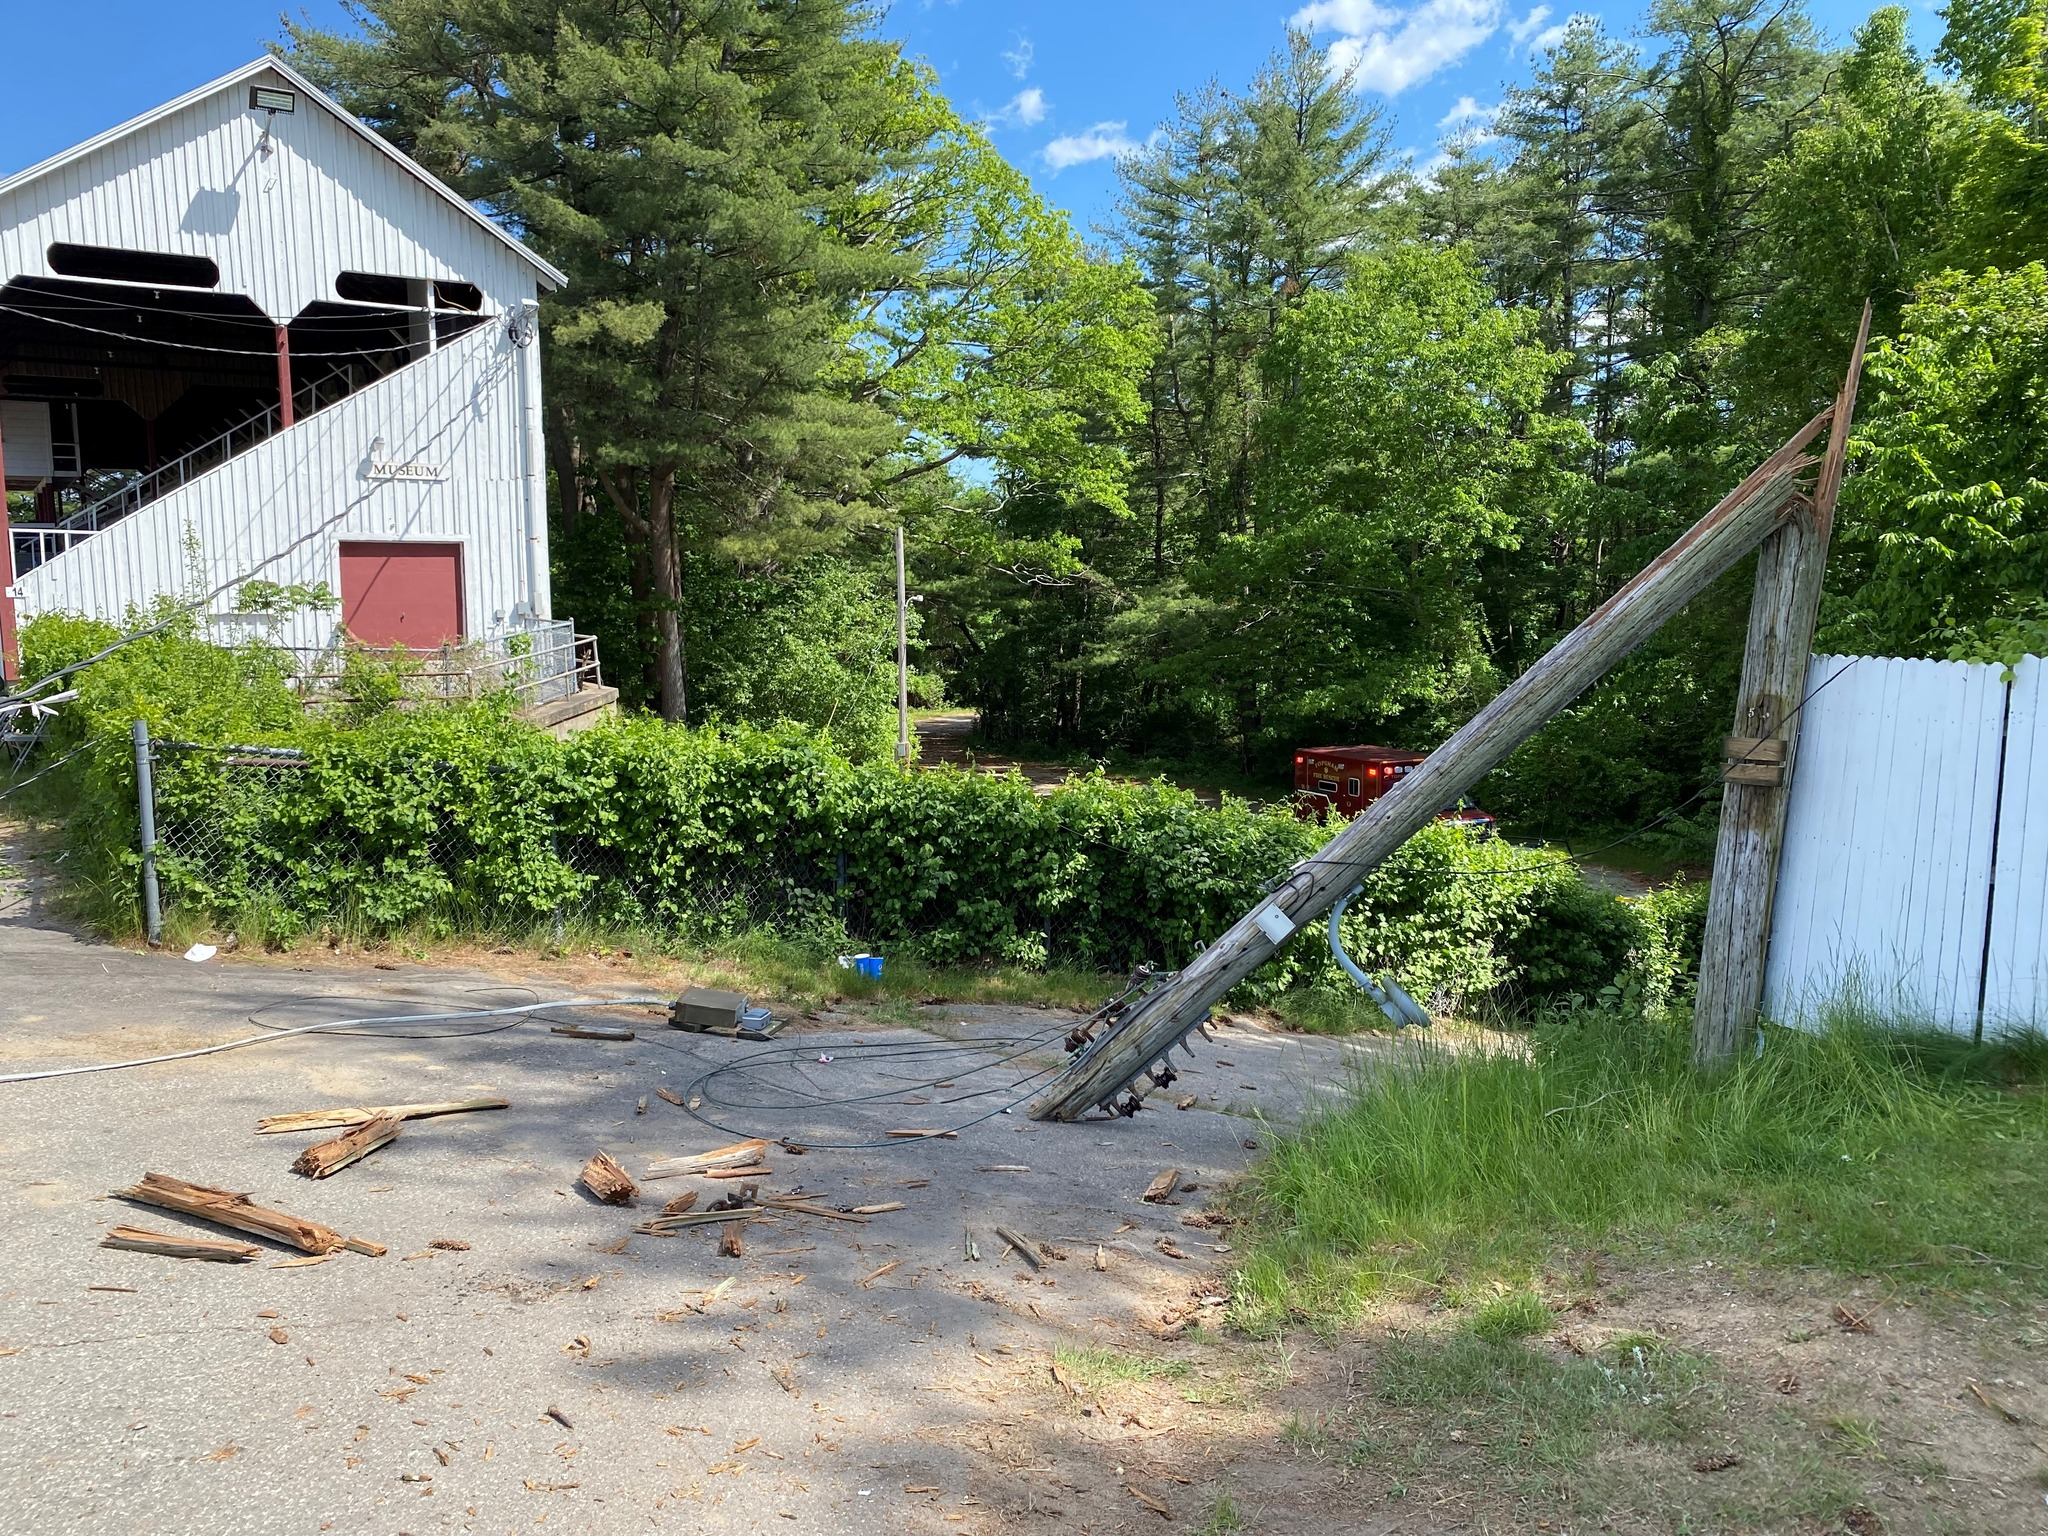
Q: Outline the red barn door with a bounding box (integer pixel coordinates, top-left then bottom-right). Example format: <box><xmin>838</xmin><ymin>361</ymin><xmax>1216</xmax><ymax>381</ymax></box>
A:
<box><xmin>338</xmin><ymin>542</ymin><xmax>464</xmax><ymax>648</ymax></box>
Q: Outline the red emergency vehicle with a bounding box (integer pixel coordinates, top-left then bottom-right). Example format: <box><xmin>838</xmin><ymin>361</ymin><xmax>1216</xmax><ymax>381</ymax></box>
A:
<box><xmin>1292</xmin><ymin>744</ymin><xmax>1496</xmax><ymax>834</ymax></box>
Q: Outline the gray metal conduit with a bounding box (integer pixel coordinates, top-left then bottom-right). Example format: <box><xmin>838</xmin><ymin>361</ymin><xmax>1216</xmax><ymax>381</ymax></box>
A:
<box><xmin>1327</xmin><ymin>886</ymin><xmax>1431</xmax><ymax>1031</ymax></box>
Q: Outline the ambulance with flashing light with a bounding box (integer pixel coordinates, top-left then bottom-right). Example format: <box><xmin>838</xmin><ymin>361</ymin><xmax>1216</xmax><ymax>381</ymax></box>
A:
<box><xmin>1291</xmin><ymin>745</ymin><xmax>1496</xmax><ymax>834</ymax></box>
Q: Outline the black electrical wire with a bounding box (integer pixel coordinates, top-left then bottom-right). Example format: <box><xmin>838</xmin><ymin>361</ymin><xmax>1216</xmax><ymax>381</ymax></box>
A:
<box><xmin>0</xmin><ymin>996</ymin><xmax>669</xmax><ymax>1084</ymax></box>
<box><xmin>629</xmin><ymin>1021</ymin><xmax>1080</xmax><ymax>1149</ymax></box>
<box><xmin>0</xmin><ymin>736</ymin><xmax>99</xmax><ymax>806</ymax></box>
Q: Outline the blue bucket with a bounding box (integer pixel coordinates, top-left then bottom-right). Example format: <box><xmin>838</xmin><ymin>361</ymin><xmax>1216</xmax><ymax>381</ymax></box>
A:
<box><xmin>854</xmin><ymin>954</ymin><xmax>885</xmax><ymax>980</ymax></box>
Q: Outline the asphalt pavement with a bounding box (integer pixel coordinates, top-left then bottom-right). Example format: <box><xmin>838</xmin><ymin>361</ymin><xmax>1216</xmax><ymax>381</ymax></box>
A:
<box><xmin>0</xmin><ymin>837</ymin><xmax>1395</xmax><ymax>1535</ymax></box>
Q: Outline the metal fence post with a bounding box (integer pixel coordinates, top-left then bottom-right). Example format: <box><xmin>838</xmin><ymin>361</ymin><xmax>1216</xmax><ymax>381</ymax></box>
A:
<box><xmin>132</xmin><ymin>718</ymin><xmax>162</xmax><ymax>946</ymax></box>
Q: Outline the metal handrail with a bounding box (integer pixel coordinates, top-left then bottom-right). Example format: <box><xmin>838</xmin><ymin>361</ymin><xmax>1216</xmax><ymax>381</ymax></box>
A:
<box><xmin>58</xmin><ymin>361</ymin><xmax>359</xmax><ymax>533</ymax></box>
<box><xmin>11</xmin><ymin>524</ymin><xmax>97</xmax><ymax>576</ymax></box>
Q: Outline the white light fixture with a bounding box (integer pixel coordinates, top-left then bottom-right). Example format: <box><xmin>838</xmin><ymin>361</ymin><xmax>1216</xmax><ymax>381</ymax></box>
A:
<box><xmin>249</xmin><ymin>86</ymin><xmax>297</xmax><ymax>114</ymax></box>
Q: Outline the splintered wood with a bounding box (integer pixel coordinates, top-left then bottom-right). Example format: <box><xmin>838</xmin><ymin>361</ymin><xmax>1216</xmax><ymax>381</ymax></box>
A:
<box><xmin>101</xmin><ymin>1224</ymin><xmax>259</xmax><ymax>1262</ymax></box>
<box><xmin>292</xmin><ymin>1116</ymin><xmax>400</xmax><ymax>1179</ymax></box>
<box><xmin>1142</xmin><ymin>1169</ymin><xmax>1182</xmax><ymax>1204</ymax></box>
<box><xmin>121</xmin><ymin>1173</ymin><xmax>349</xmax><ymax>1255</ymax></box>
<box><xmin>643</xmin><ymin>1139</ymin><xmax>769</xmax><ymax>1180</ymax></box>
<box><xmin>632</xmin><ymin>1206</ymin><xmax>761</xmax><ymax>1236</ymax></box>
<box><xmin>255</xmin><ymin>1098</ymin><xmax>507</xmax><ymax>1135</ymax></box>
<box><xmin>579</xmin><ymin>1151</ymin><xmax>638</xmax><ymax>1206</ymax></box>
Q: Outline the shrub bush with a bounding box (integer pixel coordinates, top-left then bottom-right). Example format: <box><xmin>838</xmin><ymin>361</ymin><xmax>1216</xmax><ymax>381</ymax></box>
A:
<box><xmin>15</xmin><ymin>617</ymin><xmax>1700</xmax><ymax>1010</ymax></box>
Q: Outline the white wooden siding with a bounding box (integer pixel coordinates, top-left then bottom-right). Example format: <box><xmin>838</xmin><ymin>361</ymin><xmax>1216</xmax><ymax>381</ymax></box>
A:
<box><xmin>1981</xmin><ymin>657</ymin><xmax>2048</xmax><ymax>1032</ymax></box>
<box><xmin>0</xmin><ymin>62</ymin><xmax>542</xmax><ymax>322</ymax></box>
<box><xmin>16</xmin><ymin>322</ymin><xmax>537</xmax><ymax>647</ymax></box>
<box><xmin>1762</xmin><ymin>654</ymin><xmax>2009</xmax><ymax>1032</ymax></box>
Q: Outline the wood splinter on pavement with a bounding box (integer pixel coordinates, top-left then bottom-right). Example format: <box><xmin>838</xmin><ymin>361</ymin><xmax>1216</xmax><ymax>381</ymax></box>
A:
<box><xmin>580</xmin><ymin>1151</ymin><xmax>638</xmax><ymax>1206</ymax></box>
<box><xmin>550</xmin><ymin>1023</ymin><xmax>635</xmax><ymax>1041</ymax></box>
<box><xmin>994</xmin><ymin>1226</ymin><xmax>1043</xmax><ymax>1271</ymax></box>
<box><xmin>860</xmin><ymin>1260</ymin><xmax>900</xmax><ymax>1287</ymax></box>
<box><xmin>100</xmin><ymin>1225</ymin><xmax>259</xmax><ymax>1263</ymax></box>
<box><xmin>1141</xmin><ymin>1169</ymin><xmax>1182</xmax><ymax>1204</ymax></box>
<box><xmin>121</xmin><ymin>1173</ymin><xmax>350</xmax><ymax>1255</ymax></box>
<box><xmin>643</xmin><ymin>1139</ymin><xmax>771</xmax><ymax>1179</ymax></box>
<box><xmin>255</xmin><ymin>1098</ymin><xmax>508</xmax><ymax>1135</ymax></box>
<box><xmin>292</xmin><ymin>1116</ymin><xmax>401</xmax><ymax>1179</ymax></box>
<box><xmin>720</xmin><ymin>1224</ymin><xmax>746</xmax><ymax>1259</ymax></box>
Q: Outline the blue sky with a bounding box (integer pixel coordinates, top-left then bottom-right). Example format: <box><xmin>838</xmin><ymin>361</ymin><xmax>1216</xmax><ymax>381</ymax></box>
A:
<box><xmin>1</xmin><ymin>0</ymin><xmax>1943</xmax><ymax>238</ymax></box>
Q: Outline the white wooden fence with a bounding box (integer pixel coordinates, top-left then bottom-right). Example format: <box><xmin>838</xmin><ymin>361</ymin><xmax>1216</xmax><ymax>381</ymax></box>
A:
<box><xmin>1763</xmin><ymin>653</ymin><xmax>2047</xmax><ymax>1036</ymax></box>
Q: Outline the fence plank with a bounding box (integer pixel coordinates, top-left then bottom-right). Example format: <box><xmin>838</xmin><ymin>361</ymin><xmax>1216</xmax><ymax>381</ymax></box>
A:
<box><xmin>1762</xmin><ymin>655</ymin><xmax>2007</xmax><ymax>1032</ymax></box>
<box><xmin>1981</xmin><ymin>657</ymin><xmax>2046</xmax><ymax>1034</ymax></box>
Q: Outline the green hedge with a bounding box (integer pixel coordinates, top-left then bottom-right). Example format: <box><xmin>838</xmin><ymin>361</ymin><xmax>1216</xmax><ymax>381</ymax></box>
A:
<box><xmin>18</xmin><ymin>619</ymin><xmax>1705</xmax><ymax>1011</ymax></box>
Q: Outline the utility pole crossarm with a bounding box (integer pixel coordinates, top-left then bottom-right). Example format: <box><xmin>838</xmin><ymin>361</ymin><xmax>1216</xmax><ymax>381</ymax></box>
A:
<box><xmin>1028</xmin><ymin>408</ymin><xmax>1834</xmax><ymax>1122</ymax></box>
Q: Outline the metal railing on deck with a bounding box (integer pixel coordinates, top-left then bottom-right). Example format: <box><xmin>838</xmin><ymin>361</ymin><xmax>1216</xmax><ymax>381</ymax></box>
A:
<box><xmin>284</xmin><ymin>621</ymin><xmax>602</xmax><ymax>713</ymax></box>
<box><xmin>10</xmin><ymin>524</ymin><xmax>96</xmax><ymax>576</ymax></box>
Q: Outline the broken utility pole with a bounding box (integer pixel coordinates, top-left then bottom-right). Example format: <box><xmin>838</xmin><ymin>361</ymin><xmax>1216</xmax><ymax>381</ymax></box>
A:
<box><xmin>1030</xmin><ymin>394</ymin><xmax>1848</xmax><ymax>1121</ymax></box>
<box><xmin>1691</xmin><ymin>304</ymin><xmax>1872</xmax><ymax>1067</ymax></box>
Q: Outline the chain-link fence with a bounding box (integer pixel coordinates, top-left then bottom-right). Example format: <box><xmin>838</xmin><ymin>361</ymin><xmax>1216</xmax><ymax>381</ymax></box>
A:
<box><xmin>141</xmin><ymin>737</ymin><xmax>1209</xmax><ymax>973</ymax></box>
<box><xmin>151</xmin><ymin>746</ymin><xmax>852</xmax><ymax>943</ymax></box>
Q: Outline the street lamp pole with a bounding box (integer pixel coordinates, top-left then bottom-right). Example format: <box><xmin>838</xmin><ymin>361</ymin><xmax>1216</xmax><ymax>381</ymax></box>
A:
<box><xmin>895</xmin><ymin>525</ymin><xmax>910</xmax><ymax>764</ymax></box>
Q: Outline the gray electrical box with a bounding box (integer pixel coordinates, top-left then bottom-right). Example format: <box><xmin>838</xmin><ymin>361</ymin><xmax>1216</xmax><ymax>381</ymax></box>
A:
<box><xmin>672</xmin><ymin>987</ymin><xmax>745</xmax><ymax>1033</ymax></box>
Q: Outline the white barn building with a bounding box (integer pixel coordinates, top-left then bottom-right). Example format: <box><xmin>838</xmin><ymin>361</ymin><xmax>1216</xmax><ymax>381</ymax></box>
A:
<box><xmin>0</xmin><ymin>57</ymin><xmax>603</xmax><ymax>720</ymax></box>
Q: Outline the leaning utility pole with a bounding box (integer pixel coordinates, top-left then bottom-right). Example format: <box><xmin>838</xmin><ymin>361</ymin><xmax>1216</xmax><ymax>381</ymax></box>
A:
<box><xmin>1691</xmin><ymin>305</ymin><xmax>1871</xmax><ymax>1067</ymax></box>
<box><xmin>1029</xmin><ymin>404</ymin><xmax>1841</xmax><ymax>1122</ymax></box>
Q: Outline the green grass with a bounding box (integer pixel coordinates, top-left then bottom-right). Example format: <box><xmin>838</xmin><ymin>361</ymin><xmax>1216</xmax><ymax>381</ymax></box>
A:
<box><xmin>1268</xmin><ymin>983</ymin><xmax>1404</xmax><ymax>1037</ymax></box>
<box><xmin>1467</xmin><ymin>1290</ymin><xmax>1553</xmax><ymax>1342</ymax></box>
<box><xmin>1235</xmin><ymin>1003</ymin><xmax>2048</xmax><ymax>1326</ymax></box>
<box><xmin>1050</xmin><ymin>1344</ymin><xmax>1192</xmax><ymax>1394</ymax></box>
<box><xmin>1372</xmin><ymin>1328</ymin><xmax>1711</xmax><ymax>1476</ymax></box>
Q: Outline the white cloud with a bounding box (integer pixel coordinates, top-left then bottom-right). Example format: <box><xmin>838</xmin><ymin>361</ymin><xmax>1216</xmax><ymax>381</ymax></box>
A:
<box><xmin>1505</xmin><ymin>5</ymin><xmax>1551</xmax><ymax>44</ymax></box>
<box><xmin>1042</xmin><ymin>121</ymin><xmax>1148</xmax><ymax>172</ymax></box>
<box><xmin>987</xmin><ymin>87</ymin><xmax>1049</xmax><ymax>130</ymax></box>
<box><xmin>1002</xmin><ymin>33</ymin><xmax>1034</xmax><ymax>79</ymax></box>
<box><xmin>1292</xmin><ymin>0</ymin><xmax>1503</xmax><ymax>95</ymax></box>
<box><xmin>1438</xmin><ymin>94</ymin><xmax>1498</xmax><ymax>129</ymax></box>
<box><xmin>1530</xmin><ymin>18</ymin><xmax>1571</xmax><ymax>50</ymax></box>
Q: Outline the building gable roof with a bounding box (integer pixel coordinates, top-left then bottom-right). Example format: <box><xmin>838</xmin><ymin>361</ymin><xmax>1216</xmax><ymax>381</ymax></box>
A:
<box><xmin>0</xmin><ymin>55</ymin><xmax>566</xmax><ymax>291</ymax></box>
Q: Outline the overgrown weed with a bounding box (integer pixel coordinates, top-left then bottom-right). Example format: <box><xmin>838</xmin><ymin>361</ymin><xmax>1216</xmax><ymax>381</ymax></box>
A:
<box><xmin>1236</xmin><ymin>1001</ymin><xmax>2048</xmax><ymax>1328</ymax></box>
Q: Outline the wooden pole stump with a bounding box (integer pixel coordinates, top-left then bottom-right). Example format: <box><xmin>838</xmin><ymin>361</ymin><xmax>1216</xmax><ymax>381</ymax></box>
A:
<box><xmin>1692</xmin><ymin>305</ymin><xmax>1871</xmax><ymax>1067</ymax></box>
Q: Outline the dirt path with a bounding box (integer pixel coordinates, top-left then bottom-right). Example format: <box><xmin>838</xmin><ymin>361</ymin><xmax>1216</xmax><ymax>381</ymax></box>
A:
<box><xmin>915</xmin><ymin>712</ymin><xmax>1224</xmax><ymax>805</ymax></box>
